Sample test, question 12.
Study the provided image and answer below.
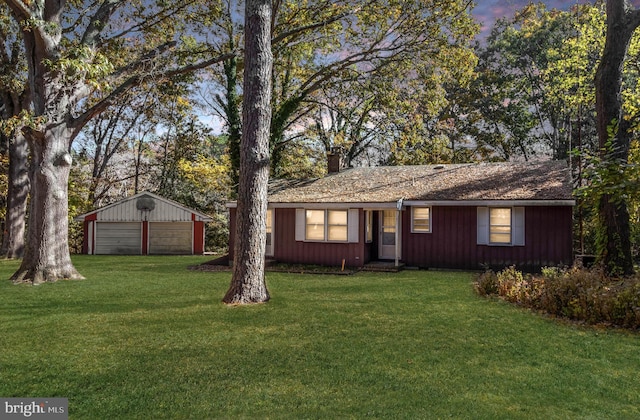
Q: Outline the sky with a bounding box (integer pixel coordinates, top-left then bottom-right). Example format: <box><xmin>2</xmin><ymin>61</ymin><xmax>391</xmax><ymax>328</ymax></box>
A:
<box><xmin>474</xmin><ymin>0</ymin><xmax>640</xmax><ymax>40</ymax></box>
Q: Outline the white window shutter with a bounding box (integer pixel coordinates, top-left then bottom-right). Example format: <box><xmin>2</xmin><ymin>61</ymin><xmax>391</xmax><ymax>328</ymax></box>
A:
<box><xmin>513</xmin><ymin>207</ymin><xmax>525</xmax><ymax>246</ymax></box>
<box><xmin>295</xmin><ymin>209</ymin><xmax>306</xmax><ymax>241</ymax></box>
<box><xmin>348</xmin><ymin>209</ymin><xmax>359</xmax><ymax>243</ymax></box>
<box><xmin>477</xmin><ymin>207</ymin><xmax>489</xmax><ymax>245</ymax></box>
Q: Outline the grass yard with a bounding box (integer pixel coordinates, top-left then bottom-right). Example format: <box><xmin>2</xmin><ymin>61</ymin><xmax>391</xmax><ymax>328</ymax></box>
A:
<box><xmin>1</xmin><ymin>256</ymin><xmax>639</xmax><ymax>419</ymax></box>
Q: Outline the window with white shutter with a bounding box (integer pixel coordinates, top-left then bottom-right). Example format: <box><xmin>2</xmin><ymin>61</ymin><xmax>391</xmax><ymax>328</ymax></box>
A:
<box><xmin>477</xmin><ymin>206</ymin><xmax>525</xmax><ymax>246</ymax></box>
<box><xmin>294</xmin><ymin>208</ymin><xmax>358</xmax><ymax>243</ymax></box>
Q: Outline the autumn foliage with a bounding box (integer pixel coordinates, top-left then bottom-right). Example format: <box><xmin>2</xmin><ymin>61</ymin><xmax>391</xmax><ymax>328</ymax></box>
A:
<box><xmin>474</xmin><ymin>266</ymin><xmax>640</xmax><ymax>330</ymax></box>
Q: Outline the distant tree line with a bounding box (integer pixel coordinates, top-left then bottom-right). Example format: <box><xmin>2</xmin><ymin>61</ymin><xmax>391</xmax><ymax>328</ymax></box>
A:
<box><xmin>0</xmin><ymin>1</ymin><xmax>639</xmax><ymax>283</ymax></box>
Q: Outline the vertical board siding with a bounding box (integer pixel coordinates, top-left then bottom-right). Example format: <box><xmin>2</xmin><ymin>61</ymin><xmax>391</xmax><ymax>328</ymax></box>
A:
<box><xmin>97</xmin><ymin>199</ymin><xmax>195</xmax><ymax>221</ymax></box>
<box><xmin>193</xmin><ymin>221</ymin><xmax>205</xmax><ymax>254</ymax></box>
<box><xmin>228</xmin><ymin>206</ymin><xmax>573</xmax><ymax>271</ymax></box>
<box><xmin>403</xmin><ymin>206</ymin><xmax>573</xmax><ymax>271</ymax></box>
<box><xmin>274</xmin><ymin>208</ymin><xmax>365</xmax><ymax>267</ymax></box>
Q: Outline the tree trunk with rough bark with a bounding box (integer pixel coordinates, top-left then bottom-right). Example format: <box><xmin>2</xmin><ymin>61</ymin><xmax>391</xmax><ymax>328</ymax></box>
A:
<box><xmin>1</xmin><ymin>130</ymin><xmax>29</xmax><ymax>259</ymax></box>
<box><xmin>3</xmin><ymin>1</ymin><xmax>84</xmax><ymax>284</ymax></box>
<box><xmin>11</xmin><ymin>124</ymin><xmax>83</xmax><ymax>284</ymax></box>
<box><xmin>594</xmin><ymin>0</ymin><xmax>640</xmax><ymax>276</ymax></box>
<box><xmin>0</xmin><ymin>83</ymin><xmax>30</xmax><ymax>260</ymax></box>
<box><xmin>222</xmin><ymin>0</ymin><xmax>272</xmax><ymax>304</ymax></box>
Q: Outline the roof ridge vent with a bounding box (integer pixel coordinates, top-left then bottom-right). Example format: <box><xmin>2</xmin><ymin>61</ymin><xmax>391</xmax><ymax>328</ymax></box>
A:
<box><xmin>433</xmin><ymin>165</ymin><xmax>445</xmax><ymax>170</ymax></box>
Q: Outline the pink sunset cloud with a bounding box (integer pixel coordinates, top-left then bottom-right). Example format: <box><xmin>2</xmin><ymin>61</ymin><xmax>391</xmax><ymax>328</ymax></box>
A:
<box><xmin>473</xmin><ymin>0</ymin><xmax>640</xmax><ymax>40</ymax></box>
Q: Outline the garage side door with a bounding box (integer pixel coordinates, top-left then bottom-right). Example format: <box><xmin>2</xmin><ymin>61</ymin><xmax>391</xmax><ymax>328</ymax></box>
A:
<box><xmin>149</xmin><ymin>222</ymin><xmax>192</xmax><ymax>254</ymax></box>
<box><xmin>95</xmin><ymin>222</ymin><xmax>142</xmax><ymax>255</ymax></box>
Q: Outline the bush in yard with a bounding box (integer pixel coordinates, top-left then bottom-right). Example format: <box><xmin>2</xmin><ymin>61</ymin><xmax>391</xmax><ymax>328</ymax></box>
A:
<box><xmin>601</xmin><ymin>281</ymin><xmax>640</xmax><ymax>328</ymax></box>
<box><xmin>496</xmin><ymin>266</ymin><xmax>546</xmax><ymax>305</ymax></box>
<box><xmin>474</xmin><ymin>266</ymin><xmax>640</xmax><ymax>329</ymax></box>
<box><xmin>473</xmin><ymin>270</ymin><xmax>499</xmax><ymax>296</ymax></box>
<box><xmin>496</xmin><ymin>265</ymin><xmax>523</xmax><ymax>297</ymax></box>
<box><xmin>537</xmin><ymin>267</ymin><xmax>607</xmax><ymax>322</ymax></box>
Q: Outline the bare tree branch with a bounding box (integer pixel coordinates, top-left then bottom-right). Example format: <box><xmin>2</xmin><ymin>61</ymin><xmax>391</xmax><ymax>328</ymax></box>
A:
<box><xmin>271</xmin><ymin>4</ymin><xmax>364</xmax><ymax>45</ymax></box>
<box><xmin>81</xmin><ymin>0</ymin><xmax>121</xmax><ymax>47</ymax></box>
<box><xmin>71</xmin><ymin>51</ymin><xmax>235</xmax><ymax>135</ymax></box>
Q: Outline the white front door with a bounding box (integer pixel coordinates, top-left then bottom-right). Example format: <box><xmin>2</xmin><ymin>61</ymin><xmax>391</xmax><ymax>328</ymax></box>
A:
<box><xmin>379</xmin><ymin>210</ymin><xmax>398</xmax><ymax>260</ymax></box>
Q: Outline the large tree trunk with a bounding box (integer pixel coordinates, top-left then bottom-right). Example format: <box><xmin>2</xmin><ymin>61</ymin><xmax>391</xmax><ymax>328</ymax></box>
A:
<box><xmin>10</xmin><ymin>125</ymin><xmax>83</xmax><ymax>284</ymax></box>
<box><xmin>1</xmin><ymin>130</ymin><xmax>29</xmax><ymax>259</ymax></box>
<box><xmin>222</xmin><ymin>0</ymin><xmax>272</xmax><ymax>304</ymax></box>
<box><xmin>5</xmin><ymin>1</ymin><xmax>85</xmax><ymax>284</ymax></box>
<box><xmin>0</xmin><ymin>88</ymin><xmax>30</xmax><ymax>260</ymax></box>
<box><xmin>594</xmin><ymin>0</ymin><xmax>640</xmax><ymax>276</ymax></box>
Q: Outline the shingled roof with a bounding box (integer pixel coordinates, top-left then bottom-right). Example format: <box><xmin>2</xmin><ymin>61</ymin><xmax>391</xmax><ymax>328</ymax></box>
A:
<box><xmin>267</xmin><ymin>161</ymin><xmax>574</xmax><ymax>204</ymax></box>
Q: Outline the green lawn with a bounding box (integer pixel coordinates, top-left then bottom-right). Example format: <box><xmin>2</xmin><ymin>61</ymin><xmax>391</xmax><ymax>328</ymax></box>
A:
<box><xmin>1</xmin><ymin>256</ymin><xmax>639</xmax><ymax>419</ymax></box>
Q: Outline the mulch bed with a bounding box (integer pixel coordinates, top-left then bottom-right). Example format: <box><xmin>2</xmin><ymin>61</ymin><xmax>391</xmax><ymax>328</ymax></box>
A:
<box><xmin>189</xmin><ymin>255</ymin><xmax>357</xmax><ymax>275</ymax></box>
<box><xmin>189</xmin><ymin>255</ymin><xmax>232</xmax><ymax>271</ymax></box>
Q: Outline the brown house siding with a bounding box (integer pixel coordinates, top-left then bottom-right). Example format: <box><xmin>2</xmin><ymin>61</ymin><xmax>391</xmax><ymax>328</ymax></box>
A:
<box><xmin>402</xmin><ymin>206</ymin><xmax>573</xmax><ymax>271</ymax></box>
<box><xmin>229</xmin><ymin>208</ymin><xmax>368</xmax><ymax>267</ymax></box>
<box><xmin>273</xmin><ymin>208</ymin><xmax>366</xmax><ymax>267</ymax></box>
<box><xmin>229</xmin><ymin>205</ymin><xmax>573</xmax><ymax>271</ymax></box>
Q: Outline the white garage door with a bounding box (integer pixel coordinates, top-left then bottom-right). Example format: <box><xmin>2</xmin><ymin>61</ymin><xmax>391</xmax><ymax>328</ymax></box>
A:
<box><xmin>149</xmin><ymin>222</ymin><xmax>192</xmax><ymax>254</ymax></box>
<box><xmin>95</xmin><ymin>222</ymin><xmax>142</xmax><ymax>255</ymax></box>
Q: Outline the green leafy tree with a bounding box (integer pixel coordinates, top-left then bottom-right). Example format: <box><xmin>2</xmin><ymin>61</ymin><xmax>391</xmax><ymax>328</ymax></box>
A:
<box><xmin>594</xmin><ymin>0</ymin><xmax>640</xmax><ymax>276</ymax></box>
<box><xmin>206</xmin><ymin>0</ymin><xmax>479</xmax><ymax>184</ymax></box>
<box><xmin>471</xmin><ymin>2</ymin><xmax>640</xmax><ymax>270</ymax></box>
<box><xmin>152</xmin><ymin>103</ymin><xmax>231</xmax><ymax>212</ymax></box>
<box><xmin>175</xmin><ymin>146</ymin><xmax>231</xmax><ymax>252</ymax></box>
<box><xmin>2</xmin><ymin>0</ymin><xmax>232</xmax><ymax>284</ymax></box>
<box><xmin>152</xmin><ymin>113</ymin><xmax>231</xmax><ymax>253</ymax></box>
<box><xmin>269</xmin><ymin>0</ymin><xmax>478</xmax><ymax>175</ymax></box>
<box><xmin>470</xmin><ymin>3</ymin><xmax>586</xmax><ymax>161</ymax></box>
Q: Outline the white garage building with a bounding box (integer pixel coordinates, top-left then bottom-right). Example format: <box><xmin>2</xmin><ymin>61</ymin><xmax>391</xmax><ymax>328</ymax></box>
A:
<box><xmin>75</xmin><ymin>191</ymin><xmax>213</xmax><ymax>255</ymax></box>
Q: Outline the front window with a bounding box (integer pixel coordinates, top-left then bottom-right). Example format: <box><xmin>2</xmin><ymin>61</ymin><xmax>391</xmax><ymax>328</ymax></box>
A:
<box><xmin>306</xmin><ymin>210</ymin><xmax>325</xmax><ymax>240</ymax></box>
<box><xmin>327</xmin><ymin>210</ymin><xmax>348</xmax><ymax>241</ymax></box>
<box><xmin>412</xmin><ymin>207</ymin><xmax>431</xmax><ymax>233</ymax></box>
<box><xmin>490</xmin><ymin>208</ymin><xmax>511</xmax><ymax>244</ymax></box>
<box><xmin>305</xmin><ymin>209</ymin><xmax>348</xmax><ymax>241</ymax></box>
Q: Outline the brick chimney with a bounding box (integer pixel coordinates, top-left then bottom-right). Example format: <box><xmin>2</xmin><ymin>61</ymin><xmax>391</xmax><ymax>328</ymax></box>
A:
<box><xmin>327</xmin><ymin>147</ymin><xmax>343</xmax><ymax>174</ymax></box>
